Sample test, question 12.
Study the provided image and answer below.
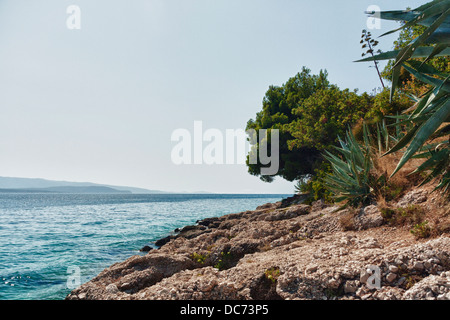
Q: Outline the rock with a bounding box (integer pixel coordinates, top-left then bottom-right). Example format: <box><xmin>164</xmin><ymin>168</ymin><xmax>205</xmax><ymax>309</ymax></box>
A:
<box><xmin>311</xmin><ymin>199</ymin><xmax>329</xmax><ymax>211</ymax></box>
<box><xmin>328</xmin><ymin>278</ymin><xmax>341</xmax><ymax>289</ymax></box>
<box><xmin>265</xmin><ymin>205</ymin><xmax>310</xmax><ymax>221</ymax></box>
<box><xmin>120</xmin><ymin>282</ymin><xmax>131</xmax><ymax>290</ymax></box>
<box><xmin>305</xmin><ymin>265</ymin><xmax>318</xmax><ymax>274</ymax></box>
<box><xmin>430</xmin><ymin>257</ymin><xmax>441</xmax><ymax>265</ymax></box>
<box><xmin>256</xmin><ymin>202</ymin><xmax>278</xmax><ymax>210</ymax></box>
<box><xmin>437</xmin><ymin>293</ymin><xmax>447</xmax><ymax>300</ymax></box>
<box><xmin>280</xmin><ymin>193</ymin><xmax>309</xmax><ymax>208</ymax></box>
<box><xmin>360</xmin><ymin>270</ymin><xmax>371</xmax><ymax>284</ymax></box>
<box><xmin>386</xmin><ymin>273</ymin><xmax>397</xmax><ymax>283</ymax></box>
<box><xmin>389</xmin><ymin>265</ymin><xmax>399</xmax><ymax>273</ymax></box>
<box><xmin>65</xmin><ymin>188</ymin><xmax>450</xmax><ymax>301</ymax></box>
<box><xmin>397</xmin><ymin>277</ymin><xmax>406</xmax><ymax>286</ymax></box>
<box><xmin>197</xmin><ymin>217</ymin><xmax>221</xmax><ymax>228</ymax></box>
<box><xmin>139</xmin><ymin>246</ymin><xmax>152</xmax><ymax>252</ymax></box>
<box><xmin>105</xmin><ymin>284</ymin><xmax>119</xmax><ymax>294</ymax></box>
<box><xmin>403</xmin><ymin>274</ymin><xmax>450</xmax><ymax>300</ymax></box>
<box><xmin>344</xmin><ymin>280</ymin><xmax>358</xmax><ymax>294</ymax></box>
<box><xmin>397</xmin><ymin>190</ymin><xmax>427</xmax><ymax>207</ymax></box>
<box><xmin>361</xmin><ymin>293</ymin><xmax>372</xmax><ymax>300</ymax></box>
<box><xmin>413</xmin><ymin>262</ymin><xmax>424</xmax><ymax>271</ymax></box>
<box><xmin>354</xmin><ymin>205</ymin><xmax>384</xmax><ymax>230</ymax></box>
<box><xmin>154</xmin><ymin>235</ymin><xmax>175</xmax><ymax>247</ymax></box>
<box><xmin>178</xmin><ymin>225</ymin><xmax>209</xmax><ymax>239</ymax></box>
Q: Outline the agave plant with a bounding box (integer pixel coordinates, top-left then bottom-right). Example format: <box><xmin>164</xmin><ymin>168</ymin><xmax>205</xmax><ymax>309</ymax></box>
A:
<box><xmin>323</xmin><ymin>129</ymin><xmax>373</xmax><ymax>206</ymax></box>
<box><xmin>324</xmin><ymin>121</ymin><xmax>405</xmax><ymax>206</ymax></box>
<box><xmin>357</xmin><ymin>0</ymin><xmax>450</xmax><ymax>193</ymax></box>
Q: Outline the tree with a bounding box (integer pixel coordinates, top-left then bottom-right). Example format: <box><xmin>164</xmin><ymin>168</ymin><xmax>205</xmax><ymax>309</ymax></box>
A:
<box><xmin>246</xmin><ymin>67</ymin><xmax>372</xmax><ymax>183</ymax></box>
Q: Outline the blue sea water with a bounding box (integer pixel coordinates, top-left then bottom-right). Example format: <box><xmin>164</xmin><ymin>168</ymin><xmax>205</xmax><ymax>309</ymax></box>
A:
<box><xmin>0</xmin><ymin>193</ymin><xmax>291</xmax><ymax>300</ymax></box>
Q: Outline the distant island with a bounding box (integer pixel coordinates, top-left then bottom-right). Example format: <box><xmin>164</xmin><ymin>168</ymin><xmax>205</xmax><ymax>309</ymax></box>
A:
<box><xmin>0</xmin><ymin>186</ymin><xmax>131</xmax><ymax>194</ymax></box>
<box><xmin>0</xmin><ymin>176</ymin><xmax>168</xmax><ymax>194</ymax></box>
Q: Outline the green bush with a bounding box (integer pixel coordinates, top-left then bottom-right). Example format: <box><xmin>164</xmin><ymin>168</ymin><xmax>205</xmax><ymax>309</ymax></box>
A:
<box><xmin>411</xmin><ymin>221</ymin><xmax>432</xmax><ymax>239</ymax></box>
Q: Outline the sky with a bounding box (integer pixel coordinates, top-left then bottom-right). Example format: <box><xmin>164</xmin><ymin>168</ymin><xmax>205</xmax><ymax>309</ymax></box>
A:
<box><xmin>0</xmin><ymin>0</ymin><xmax>426</xmax><ymax>194</ymax></box>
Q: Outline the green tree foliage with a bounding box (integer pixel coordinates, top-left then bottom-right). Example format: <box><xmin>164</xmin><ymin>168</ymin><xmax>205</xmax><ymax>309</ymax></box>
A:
<box><xmin>246</xmin><ymin>67</ymin><xmax>372</xmax><ymax>183</ymax></box>
<box><xmin>364</xmin><ymin>87</ymin><xmax>412</xmax><ymax>122</ymax></box>
<box><xmin>287</xmin><ymin>87</ymin><xmax>371</xmax><ymax>151</ymax></box>
<box><xmin>381</xmin><ymin>24</ymin><xmax>449</xmax><ymax>87</ymax></box>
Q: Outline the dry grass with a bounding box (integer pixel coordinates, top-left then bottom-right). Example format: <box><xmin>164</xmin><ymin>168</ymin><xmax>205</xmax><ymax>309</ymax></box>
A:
<box><xmin>371</xmin><ymin>151</ymin><xmax>424</xmax><ymax>203</ymax></box>
<box><xmin>339</xmin><ymin>208</ymin><xmax>358</xmax><ymax>231</ymax></box>
<box><xmin>377</xmin><ymin>179</ymin><xmax>450</xmax><ymax>240</ymax></box>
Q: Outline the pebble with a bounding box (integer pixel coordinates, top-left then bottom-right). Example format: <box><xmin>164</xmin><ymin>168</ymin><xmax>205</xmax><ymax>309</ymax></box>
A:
<box><xmin>105</xmin><ymin>284</ymin><xmax>119</xmax><ymax>294</ymax></box>
<box><xmin>386</xmin><ymin>273</ymin><xmax>397</xmax><ymax>283</ymax></box>
<box><xmin>413</xmin><ymin>262</ymin><xmax>424</xmax><ymax>271</ymax></box>
<box><xmin>389</xmin><ymin>265</ymin><xmax>399</xmax><ymax>273</ymax></box>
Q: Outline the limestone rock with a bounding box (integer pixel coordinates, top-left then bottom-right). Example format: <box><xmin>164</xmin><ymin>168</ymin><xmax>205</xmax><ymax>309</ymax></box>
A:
<box><xmin>66</xmin><ymin>187</ymin><xmax>450</xmax><ymax>301</ymax></box>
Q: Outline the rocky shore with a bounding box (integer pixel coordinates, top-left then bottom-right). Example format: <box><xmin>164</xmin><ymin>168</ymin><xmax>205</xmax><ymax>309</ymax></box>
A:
<box><xmin>66</xmin><ymin>188</ymin><xmax>450</xmax><ymax>300</ymax></box>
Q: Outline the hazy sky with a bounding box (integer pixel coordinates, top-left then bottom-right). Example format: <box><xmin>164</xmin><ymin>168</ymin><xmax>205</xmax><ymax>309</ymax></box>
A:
<box><xmin>0</xmin><ymin>0</ymin><xmax>425</xmax><ymax>193</ymax></box>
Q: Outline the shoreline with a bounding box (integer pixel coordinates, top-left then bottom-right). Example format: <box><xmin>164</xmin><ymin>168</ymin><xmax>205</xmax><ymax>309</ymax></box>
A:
<box><xmin>143</xmin><ymin>193</ymin><xmax>306</xmax><ymax>251</ymax></box>
<box><xmin>66</xmin><ymin>188</ymin><xmax>450</xmax><ymax>300</ymax></box>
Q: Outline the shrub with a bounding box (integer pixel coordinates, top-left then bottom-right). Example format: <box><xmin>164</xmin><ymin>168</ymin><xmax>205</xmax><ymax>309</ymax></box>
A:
<box><xmin>214</xmin><ymin>251</ymin><xmax>232</xmax><ymax>271</ymax></box>
<box><xmin>410</xmin><ymin>221</ymin><xmax>432</xmax><ymax>239</ymax></box>
<box><xmin>264</xmin><ymin>267</ymin><xmax>281</xmax><ymax>283</ymax></box>
<box><xmin>380</xmin><ymin>205</ymin><xmax>425</xmax><ymax>227</ymax></box>
<box><xmin>190</xmin><ymin>252</ymin><xmax>209</xmax><ymax>264</ymax></box>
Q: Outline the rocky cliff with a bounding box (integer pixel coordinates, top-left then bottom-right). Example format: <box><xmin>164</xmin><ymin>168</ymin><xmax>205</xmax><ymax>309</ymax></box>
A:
<box><xmin>66</xmin><ymin>188</ymin><xmax>450</xmax><ymax>300</ymax></box>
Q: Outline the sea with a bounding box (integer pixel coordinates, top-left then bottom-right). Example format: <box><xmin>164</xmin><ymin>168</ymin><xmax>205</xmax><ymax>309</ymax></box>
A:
<box><xmin>0</xmin><ymin>193</ymin><xmax>291</xmax><ymax>300</ymax></box>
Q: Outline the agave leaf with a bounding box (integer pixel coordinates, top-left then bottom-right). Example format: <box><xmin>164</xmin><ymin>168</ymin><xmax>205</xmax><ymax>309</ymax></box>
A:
<box><xmin>421</xmin><ymin>43</ymin><xmax>450</xmax><ymax>65</ymax></box>
<box><xmin>418</xmin><ymin>158</ymin><xmax>449</xmax><ymax>186</ymax></box>
<box><xmin>432</xmin><ymin>124</ymin><xmax>450</xmax><ymax>137</ymax></box>
<box><xmin>363</xmin><ymin>123</ymin><xmax>372</xmax><ymax>148</ymax></box>
<box><xmin>390</xmin><ymin>99</ymin><xmax>450</xmax><ymax>177</ymax></box>
<box><xmin>411</xmin><ymin>148</ymin><xmax>450</xmax><ymax>173</ymax></box>
<box><xmin>395</xmin><ymin>115</ymin><xmax>402</xmax><ymax>140</ymax></box>
<box><xmin>354</xmin><ymin>47</ymin><xmax>450</xmax><ymax>63</ymax></box>
<box><xmin>388</xmin><ymin>114</ymin><xmax>435</xmax><ymax>128</ymax></box>
<box><xmin>383</xmin><ymin>125</ymin><xmax>420</xmax><ymax>156</ymax></box>
<box><xmin>402</xmin><ymin>63</ymin><xmax>450</xmax><ymax>92</ymax></box>
<box><xmin>407</xmin><ymin>59</ymin><xmax>450</xmax><ymax>78</ymax></box>
<box><xmin>379</xmin><ymin>1</ymin><xmax>450</xmax><ymax>38</ymax></box>
<box><xmin>414</xmin><ymin>92</ymin><xmax>449</xmax><ymax>118</ymax></box>
<box><xmin>376</xmin><ymin>123</ymin><xmax>383</xmax><ymax>154</ymax></box>
<box><xmin>427</xmin><ymin>28</ymin><xmax>450</xmax><ymax>44</ymax></box>
<box><xmin>394</xmin><ymin>8</ymin><xmax>450</xmax><ymax>69</ymax></box>
<box><xmin>411</xmin><ymin>140</ymin><xmax>450</xmax><ymax>158</ymax></box>
<box><xmin>415</xmin><ymin>0</ymin><xmax>448</xmax><ymax>12</ymax></box>
<box><xmin>410</xmin><ymin>89</ymin><xmax>439</xmax><ymax>117</ymax></box>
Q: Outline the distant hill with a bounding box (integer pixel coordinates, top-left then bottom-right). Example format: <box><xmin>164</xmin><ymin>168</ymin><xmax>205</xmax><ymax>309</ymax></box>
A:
<box><xmin>0</xmin><ymin>186</ymin><xmax>130</xmax><ymax>194</ymax></box>
<box><xmin>0</xmin><ymin>177</ymin><xmax>168</xmax><ymax>194</ymax></box>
